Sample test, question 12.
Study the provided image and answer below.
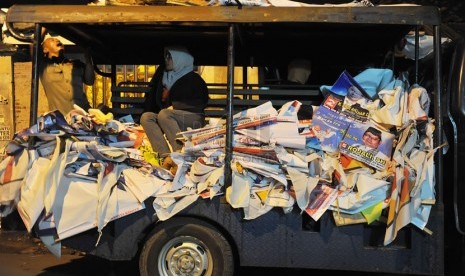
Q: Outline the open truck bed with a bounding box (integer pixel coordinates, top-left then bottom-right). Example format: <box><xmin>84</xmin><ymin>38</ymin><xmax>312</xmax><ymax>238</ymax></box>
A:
<box><xmin>6</xmin><ymin>4</ymin><xmax>464</xmax><ymax>276</ymax></box>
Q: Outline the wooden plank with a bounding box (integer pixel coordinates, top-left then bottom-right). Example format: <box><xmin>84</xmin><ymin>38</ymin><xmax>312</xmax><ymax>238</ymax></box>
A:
<box><xmin>7</xmin><ymin>5</ymin><xmax>441</xmax><ymax>25</ymax></box>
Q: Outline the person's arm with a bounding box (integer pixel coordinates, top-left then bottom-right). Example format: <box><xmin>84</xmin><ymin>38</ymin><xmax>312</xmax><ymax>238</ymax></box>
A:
<box><xmin>144</xmin><ymin>65</ymin><xmax>165</xmax><ymax>113</ymax></box>
<box><xmin>83</xmin><ymin>48</ymin><xmax>95</xmax><ymax>85</ymax></box>
<box><xmin>195</xmin><ymin>73</ymin><xmax>209</xmax><ymax>106</ymax></box>
<box><xmin>202</xmin><ymin>80</ymin><xmax>209</xmax><ymax>105</ymax></box>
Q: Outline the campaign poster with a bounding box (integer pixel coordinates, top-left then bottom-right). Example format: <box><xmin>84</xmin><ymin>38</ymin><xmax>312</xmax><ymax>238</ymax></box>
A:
<box><xmin>323</xmin><ymin>70</ymin><xmax>378</xmax><ymax>122</ymax></box>
<box><xmin>340</xmin><ymin>85</ymin><xmax>379</xmax><ymax>122</ymax></box>
<box><xmin>310</xmin><ymin>106</ymin><xmax>351</xmax><ymax>153</ymax></box>
<box><xmin>322</xmin><ymin>93</ymin><xmax>344</xmax><ymax>113</ymax></box>
<box><xmin>339</xmin><ymin>121</ymin><xmax>394</xmax><ymax>171</ymax></box>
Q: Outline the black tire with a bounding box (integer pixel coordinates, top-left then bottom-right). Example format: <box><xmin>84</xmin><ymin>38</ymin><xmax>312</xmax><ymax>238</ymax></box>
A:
<box><xmin>139</xmin><ymin>217</ymin><xmax>234</xmax><ymax>276</ymax></box>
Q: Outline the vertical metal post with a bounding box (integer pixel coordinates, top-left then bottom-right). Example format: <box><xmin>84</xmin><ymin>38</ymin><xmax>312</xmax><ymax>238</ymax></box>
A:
<box><xmin>11</xmin><ymin>52</ymin><xmax>17</xmax><ymax>134</ymax></box>
<box><xmin>145</xmin><ymin>65</ymin><xmax>148</xmax><ymax>82</ymax></box>
<box><xmin>242</xmin><ymin>66</ymin><xmax>251</xmax><ymax>99</ymax></box>
<box><xmin>133</xmin><ymin>64</ymin><xmax>136</xmax><ymax>82</ymax></box>
<box><xmin>433</xmin><ymin>23</ymin><xmax>445</xmax><ymax>276</ymax></box>
<box><xmin>433</xmin><ymin>24</ymin><xmax>443</xmax><ymax>203</ymax></box>
<box><xmin>414</xmin><ymin>25</ymin><xmax>420</xmax><ymax>84</ymax></box>
<box><xmin>102</xmin><ymin>65</ymin><xmax>107</xmax><ymax>106</ymax></box>
<box><xmin>123</xmin><ymin>64</ymin><xmax>127</xmax><ymax>82</ymax></box>
<box><xmin>92</xmin><ymin>71</ymin><xmax>97</xmax><ymax>108</ymax></box>
<box><xmin>225</xmin><ymin>24</ymin><xmax>235</xmax><ymax>188</ymax></box>
<box><xmin>30</xmin><ymin>23</ymin><xmax>42</xmax><ymax>127</ymax></box>
<box><xmin>111</xmin><ymin>64</ymin><xmax>118</xmax><ymax>109</ymax></box>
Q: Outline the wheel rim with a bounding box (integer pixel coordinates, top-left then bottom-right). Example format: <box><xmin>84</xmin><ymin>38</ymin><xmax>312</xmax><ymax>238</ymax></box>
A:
<box><xmin>158</xmin><ymin>236</ymin><xmax>212</xmax><ymax>276</ymax></box>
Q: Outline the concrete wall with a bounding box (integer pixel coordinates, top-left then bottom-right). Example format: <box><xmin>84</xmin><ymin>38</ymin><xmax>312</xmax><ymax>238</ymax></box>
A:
<box><xmin>13</xmin><ymin>61</ymin><xmax>49</xmax><ymax>133</ymax></box>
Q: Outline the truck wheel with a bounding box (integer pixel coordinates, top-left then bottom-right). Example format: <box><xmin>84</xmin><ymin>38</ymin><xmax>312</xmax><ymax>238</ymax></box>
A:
<box><xmin>139</xmin><ymin>217</ymin><xmax>234</xmax><ymax>276</ymax></box>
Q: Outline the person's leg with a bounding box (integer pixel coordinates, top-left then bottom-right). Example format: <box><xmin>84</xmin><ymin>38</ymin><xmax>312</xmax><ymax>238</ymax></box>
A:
<box><xmin>157</xmin><ymin>109</ymin><xmax>205</xmax><ymax>152</ymax></box>
<box><xmin>139</xmin><ymin>112</ymin><xmax>171</xmax><ymax>155</ymax></box>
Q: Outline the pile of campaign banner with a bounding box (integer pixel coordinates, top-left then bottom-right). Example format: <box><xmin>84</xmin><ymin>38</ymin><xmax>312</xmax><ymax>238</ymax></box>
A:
<box><xmin>0</xmin><ymin>68</ymin><xmax>437</xmax><ymax>257</ymax></box>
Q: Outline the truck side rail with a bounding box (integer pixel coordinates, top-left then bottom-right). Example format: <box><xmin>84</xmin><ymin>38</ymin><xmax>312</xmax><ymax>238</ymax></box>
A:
<box><xmin>110</xmin><ymin>81</ymin><xmax>324</xmax><ymax>120</ymax></box>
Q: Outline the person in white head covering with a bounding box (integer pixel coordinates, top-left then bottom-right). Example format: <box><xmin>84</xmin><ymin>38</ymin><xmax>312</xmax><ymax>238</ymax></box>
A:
<box><xmin>140</xmin><ymin>46</ymin><xmax>209</xmax><ymax>159</ymax></box>
<box><xmin>287</xmin><ymin>58</ymin><xmax>312</xmax><ymax>85</ymax></box>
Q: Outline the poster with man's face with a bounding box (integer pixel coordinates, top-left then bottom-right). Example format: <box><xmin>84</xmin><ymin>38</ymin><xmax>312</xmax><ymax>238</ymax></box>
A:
<box><xmin>341</xmin><ymin>85</ymin><xmax>379</xmax><ymax>122</ymax></box>
<box><xmin>339</xmin><ymin>121</ymin><xmax>394</xmax><ymax>171</ymax></box>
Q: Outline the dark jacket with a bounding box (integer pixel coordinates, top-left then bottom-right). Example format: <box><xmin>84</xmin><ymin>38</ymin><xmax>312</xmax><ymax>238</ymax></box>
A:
<box><xmin>144</xmin><ymin>66</ymin><xmax>209</xmax><ymax>114</ymax></box>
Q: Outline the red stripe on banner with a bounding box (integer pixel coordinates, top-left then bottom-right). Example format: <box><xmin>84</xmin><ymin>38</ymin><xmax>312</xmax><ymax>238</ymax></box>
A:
<box><xmin>3</xmin><ymin>156</ymin><xmax>14</xmax><ymax>184</ymax></box>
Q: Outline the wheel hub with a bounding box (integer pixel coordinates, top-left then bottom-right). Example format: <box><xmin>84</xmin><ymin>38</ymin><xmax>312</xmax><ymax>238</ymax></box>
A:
<box><xmin>174</xmin><ymin>250</ymin><xmax>195</xmax><ymax>272</ymax></box>
<box><xmin>162</xmin><ymin>238</ymin><xmax>209</xmax><ymax>276</ymax></box>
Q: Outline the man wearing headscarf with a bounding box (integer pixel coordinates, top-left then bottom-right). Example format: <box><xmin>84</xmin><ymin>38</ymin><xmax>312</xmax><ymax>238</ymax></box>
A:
<box><xmin>140</xmin><ymin>46</ymin><xmax>209</xmax><ymax>159</ymax></box>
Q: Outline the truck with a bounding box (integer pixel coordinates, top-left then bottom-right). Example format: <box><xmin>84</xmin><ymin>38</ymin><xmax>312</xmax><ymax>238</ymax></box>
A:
<box><xmin>3</xmin><ymin>4</ymin><xmax>465</xmax><ymax>276</ymax></box>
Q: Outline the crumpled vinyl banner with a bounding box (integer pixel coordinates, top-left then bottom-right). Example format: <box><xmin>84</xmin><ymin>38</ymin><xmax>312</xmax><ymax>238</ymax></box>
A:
<box><xmin>276</xmin><ymin>147</ymin><xmax>308</xmax><ymax>169</ymax></box>
<box><xmin>99</xmin><ymin>180</ymin><xmax>145</xmax><ymax>234</ymax></box>
<box><xmin>123</xmin><ymin>167</ymin><xmax>166</xmax><ymax>203</ymax></box>
<box><xmin>277</xmin><ymin>100</ymin><xmax>301</xmax><ymax>122</ymax></box>
<box><xmin>287</xmin><ymin>166</ymin><xmax>318</xmax><ymax>211</ymax></box>
<box><xmin>36</xmin><ymin>213</ymin><xmax>61</xmax><ymax>258</ymax></box>
<box><xmin>329</xmin><ymin>174</ymin><xmax>389</xmax><ymax>215</ymax></box>
<box><xmin>243</xmin><ymin>186</ymin><xmax>273</xmax><ymax>220</ymax></box>
<box><xmin>271</xmin><ymin>122</ymin><xmax>306</xmax><ymax>149</ymax></box>
<box><xmin>197</xmin><ymin>167</ymin><xmax>224</xmax><ymax>199</ymax></box>
<box><xmin>408</xmin><ymin>85</ymin><xmax>430</xmax><ymax>121</ymax></box>
<box><xmin>153</xmin><ymin>194</ymin><xmax>199</xmax><ymax>221</ymax></box>
<box><xmin>17</xmin><ymin>156</ymin><xmax>50</xmax><ymax>232</ymax></box>
<box><xmin>97</xmin><ymin>162</ymin><xmax>147</xmax><ymax>235</ymax></box>
<box><xmin>233</xmin><ymin>101</ymin><xmax>277</xmax><ymax>120</ymax></box>
<box><xmin>44</xmin><ymin>139</ymin><xmax>79</xmax><ymax>215</ymax></box>
<box><xmin>71</xmin><ymin>141</ymin><xmax>128</xmax><ymax>163</ymax></box>
<box><xmin>226</xmin><ymin>169</ymin><xmax>252</xmax><ymax>208</ymax></box>
<box><xmin>52</xmin><ymin>173</ymin><xmax>100</xmax><ymax>241</ymax></box>
<box><xmin>38</xmin><ymin>110</ymin><xmax>81</xmax><ymax>135</ymax></box>
<box><xmin>0</xmin><ymin>149</ymin><xmax>29</xmax><ymax>218</ymax></box>
<box><xmin>156</xmin><ymin>178</ymin><xmax>197</xmax><ymax>199</ymax></box>
<box><xmin>0</xmin><ymin>149</ymin><xmax>29</xmax><ymax>205</ymax></box>
<box><xmin>371</xmin><ymin>80</ymin><xmax>409</xmax><ymax>128</ymax></box>
<box><xmin>188</xmin><ymin>157</ymin><xmax>220</xmax><ymax>184</ymax></box>
<box><xmin>265</xmin><ymin>183</ymin><xmax>295</xmax><ymax>210</ymax></box>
